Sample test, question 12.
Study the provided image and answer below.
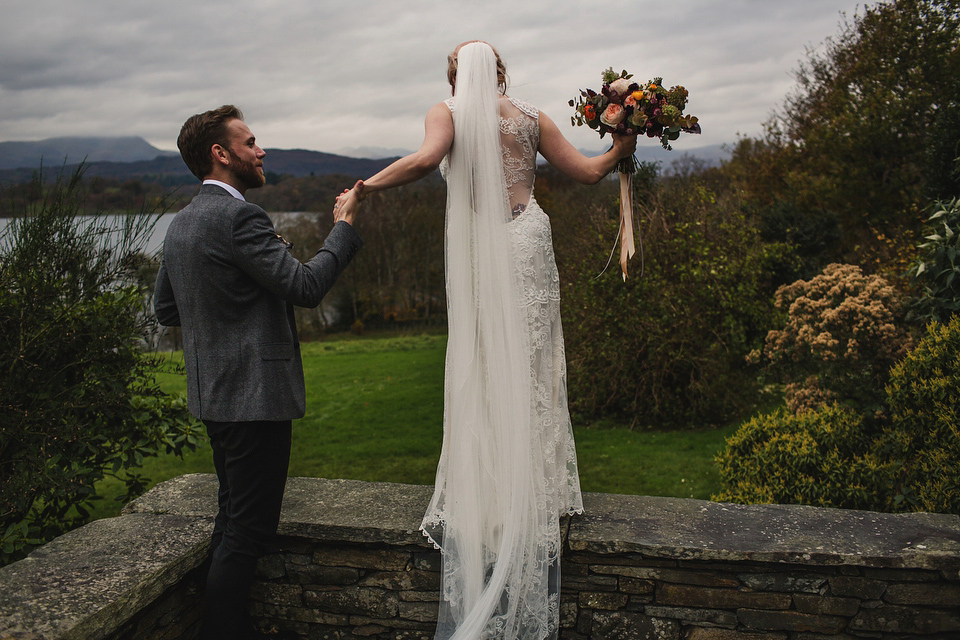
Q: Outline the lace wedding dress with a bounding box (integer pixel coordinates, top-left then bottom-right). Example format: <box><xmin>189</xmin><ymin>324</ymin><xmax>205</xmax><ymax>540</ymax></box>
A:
<box><xmin>421</xmin><ymin>46</ymin><xmax>583</xmax><ymax>640</ymax></box>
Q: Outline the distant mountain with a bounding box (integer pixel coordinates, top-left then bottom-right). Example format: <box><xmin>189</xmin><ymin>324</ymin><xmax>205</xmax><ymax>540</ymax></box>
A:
<box><xmin>0</xmin><ymin>134</ymin><xmax>730</xmax><ymax>188</ymax></box>
<box><xmin>0</xmin><ymin>145</ymin><xmax>400</xmax><ymax>187</ymax></box>
<box><xmin>577</xmin><ymin>142</ymin><xmax>730</xmax><ymax>168</ymax></box>
<box><xmin>336</xmin><ymin>145</ymin><xmax>413</xmax><ymax>160</ymax></box>
<box><xmin>257</xmin><ymin>149</ymin><xmax>400</xmax><ymax>178</ymax></box>
<box><xmin>0</xmin><ymin>136</ymin><xmax>178</xmax><ymax>170</ymax></box>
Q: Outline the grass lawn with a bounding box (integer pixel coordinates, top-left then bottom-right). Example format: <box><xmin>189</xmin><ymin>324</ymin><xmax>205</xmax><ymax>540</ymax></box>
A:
<box><xmin>90</xmin><ymin>333</ymin><xmax>737</xmax><ymax>520</ymax></box>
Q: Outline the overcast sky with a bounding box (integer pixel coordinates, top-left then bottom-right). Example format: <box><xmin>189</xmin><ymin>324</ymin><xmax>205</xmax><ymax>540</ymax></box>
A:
<box><xmin>0</xmin><ymin>0</ymin><xmax>866</xmax><ymax>156</ymax></box>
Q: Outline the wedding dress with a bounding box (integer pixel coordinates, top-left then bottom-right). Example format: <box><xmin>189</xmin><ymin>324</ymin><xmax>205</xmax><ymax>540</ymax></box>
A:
<box><xmin>420</xmin><ymin>42</ymin><xmax>582</xmax><ymax>640</ymax></box>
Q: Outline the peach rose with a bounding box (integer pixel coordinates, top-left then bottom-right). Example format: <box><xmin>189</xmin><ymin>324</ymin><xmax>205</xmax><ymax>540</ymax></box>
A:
<box><xmin>600</xmin><ymin>103</ymin><xmax>625</xmax><ymax>127</ymax></box>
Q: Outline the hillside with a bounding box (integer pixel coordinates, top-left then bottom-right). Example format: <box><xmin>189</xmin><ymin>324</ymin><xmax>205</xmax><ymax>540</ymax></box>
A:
<box><xmin>0</xmin><ymin>141</ymin><xmax>399</xmax><ymax>187</ymax></box>
<box><xmin>578</xmin><ymin>142</ymin><xmax>730</xmax><ymax>168</ymax></box>
<box><xmin>0</xmin><ymin>134</ymin><xmax>727</xmax><ymax>187</ymax></box>
<box><xmin>0</xmin><ymin>136</ymin><xmax>179</xmax><ymax>170</ymax></box>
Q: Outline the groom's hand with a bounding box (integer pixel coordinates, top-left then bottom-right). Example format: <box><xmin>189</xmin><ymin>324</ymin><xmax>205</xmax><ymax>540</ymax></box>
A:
<box><xmin>333</xmin><ymin>180</ymin><xmax>363</xmax><ymax>226</ymax></box>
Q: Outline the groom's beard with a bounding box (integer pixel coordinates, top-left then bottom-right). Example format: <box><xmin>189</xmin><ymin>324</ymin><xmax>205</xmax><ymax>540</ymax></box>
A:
<box><xmin>227</xmin><ymin>150</ymin><xmax>266</xmax><ymax>190</ymax></box>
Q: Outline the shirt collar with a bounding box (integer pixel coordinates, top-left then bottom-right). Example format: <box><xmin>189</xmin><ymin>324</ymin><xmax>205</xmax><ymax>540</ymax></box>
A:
<box><xmin>203</xmin><ymin>179</ymin><xmax>245</xmax><ymax>201</ymax></box>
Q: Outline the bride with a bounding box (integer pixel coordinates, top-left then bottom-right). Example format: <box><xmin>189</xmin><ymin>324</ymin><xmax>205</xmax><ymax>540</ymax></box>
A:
<box><xmin>335</xmin><ymin>41</ymin><xmax>636</xmax><ymax>640</ymax></box>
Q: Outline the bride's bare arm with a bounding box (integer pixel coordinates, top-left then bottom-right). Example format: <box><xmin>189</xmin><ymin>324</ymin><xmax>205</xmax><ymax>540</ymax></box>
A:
<box><xmin>538</xmin><ymin>111</ymin><xmax>637</xmax><ymax>185</ymax></box>
<box><xmin>359</xmin><ymin>102</ymin><xmax>454</xmax><ymax>195</ymax></box>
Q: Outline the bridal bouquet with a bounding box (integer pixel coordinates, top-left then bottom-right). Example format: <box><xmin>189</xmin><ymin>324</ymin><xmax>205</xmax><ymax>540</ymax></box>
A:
<box><xmin>569</xmin><ymin>68</ymin><xmax>701</xmax><ymax>279</ymax></box>
<box><xmin>569</xmin><ymin>68</ymin><xmax>701</xmax><ymax>169</ymax></box>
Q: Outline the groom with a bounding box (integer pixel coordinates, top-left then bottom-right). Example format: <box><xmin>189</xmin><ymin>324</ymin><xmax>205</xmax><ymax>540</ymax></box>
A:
<box><xmin>154</xmin><ymin>105</ymin><xmax>363</xmax><ymax>640</ymax></box>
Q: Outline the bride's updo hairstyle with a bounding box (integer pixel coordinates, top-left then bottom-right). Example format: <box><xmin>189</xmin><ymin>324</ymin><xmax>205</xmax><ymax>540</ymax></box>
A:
<box><xmin>447</xmin><ymin>40</ymin><xmax>507</xmax><ymax>95</ymax></box>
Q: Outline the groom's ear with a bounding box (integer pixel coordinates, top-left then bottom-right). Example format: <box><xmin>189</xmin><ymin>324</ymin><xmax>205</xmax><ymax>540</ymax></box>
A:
<box><xmin>211</xmin><ymin>143</ymin><xmax>230</xmax><ymax>168</ymax></box>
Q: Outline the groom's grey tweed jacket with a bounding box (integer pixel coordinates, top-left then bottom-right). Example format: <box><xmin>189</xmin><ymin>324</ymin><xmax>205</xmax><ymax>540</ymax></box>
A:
<box><xmin>154</xmin><ymin>184</ymin><xmax>362</xmax><ymax>422</ymax></box>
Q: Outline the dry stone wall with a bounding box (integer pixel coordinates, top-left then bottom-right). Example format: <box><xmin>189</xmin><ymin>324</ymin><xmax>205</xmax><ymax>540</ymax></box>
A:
<box><xmin>1</xmin><ymin>474</ymin><xmax>958</xmax><ymax>640</ymax></box>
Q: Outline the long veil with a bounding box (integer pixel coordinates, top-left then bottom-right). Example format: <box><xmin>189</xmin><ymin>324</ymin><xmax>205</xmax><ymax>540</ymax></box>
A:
<box><xmin>420</xmin><ymin>42</ymin><xmax>560</xmax><ymax>639</ymax></box>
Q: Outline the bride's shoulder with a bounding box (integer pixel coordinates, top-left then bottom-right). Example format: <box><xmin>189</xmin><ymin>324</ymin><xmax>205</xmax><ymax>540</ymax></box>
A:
<box><xmin>427</xmin><ymin>101</ymin><xmax>455</xmax><ymax>121</ymax></box>
<box><xmin>506</xmin><ymin>97</ymin><xmax>539</xmax><ymax>119</ymax></box>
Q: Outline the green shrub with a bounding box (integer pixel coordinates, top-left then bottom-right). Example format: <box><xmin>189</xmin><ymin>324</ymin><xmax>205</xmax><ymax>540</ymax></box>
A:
<box><xmin>879</xmin><ymin>316</ymin><xmax>960</xmax><ymax>514</ymax></box>
<box><xmin>749</xmin><ymin>263</ymin><xmax>913</xmax><ymax>415</ymax></box>
<box><xmin>713</xmin><ymin>404</ymin><xmax>888</xmax><ymax>511</ymax></box>
<box><xmin>716</xmin><ymin>317</ymin><xmax>960</xmax><ymax>515</ymax></box>
<box><xmin>908</xmin><ymin>197</ymin><xmax>960</xmax><ymax>325</ymax></box>
<box><xmin>0</xmin><ymin>168</ymin><xmax>199</xmax><ymax>564</ymax></box>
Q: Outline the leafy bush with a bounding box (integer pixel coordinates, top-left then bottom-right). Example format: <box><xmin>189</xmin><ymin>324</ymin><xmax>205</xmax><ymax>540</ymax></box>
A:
<box><xmin>908</xmin><ymin>197</ymin><xmax>960</xmax><ymax>324</ymax></box>
<box><xmin>548</xmin><ymin>165</ymin><xmax>789</xmax><ymax>427</ymax></box>
<box><xmin>713</xmin><ymin>404</ymin><xmax>887</xmax><ymax>511</ymax></box>
<box><xmin>0</xmin><ymin>168</ymin><xmax>199</xmax><ymax>564</ymax></box>
<box><xmin>878</xmin><ymin>315</ymin><xmax>960</xmax><ymax>513</ymax></box>
<box><xmin>749</xmin><ymin>263</ymin><xmax>913</xmax><ymax>415</ymax></box>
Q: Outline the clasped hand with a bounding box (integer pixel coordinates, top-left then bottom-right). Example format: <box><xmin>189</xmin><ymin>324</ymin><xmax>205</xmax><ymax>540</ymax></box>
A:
<box><xmin>333</xmin><ymin>180</ymin><xmax>365</xmax><ymax>225</ymax></box>
<box><xmin>611</xmin><ymin>133</ymin><xmax>638</xmax><ymax>159</ymax></box>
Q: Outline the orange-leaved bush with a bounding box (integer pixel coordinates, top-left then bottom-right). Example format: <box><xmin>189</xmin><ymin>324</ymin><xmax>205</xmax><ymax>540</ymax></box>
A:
<box><xmin>749</xmin><ymin>263</ymin><xmax>913</xmax><ymax>414</ymax></box>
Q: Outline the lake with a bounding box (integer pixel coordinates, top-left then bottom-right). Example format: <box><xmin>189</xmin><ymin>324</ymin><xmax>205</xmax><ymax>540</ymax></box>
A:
<box><xmin>0</xmin><ymin>212</ymin><xmax>312</xmax><ymax>257</ymax></box>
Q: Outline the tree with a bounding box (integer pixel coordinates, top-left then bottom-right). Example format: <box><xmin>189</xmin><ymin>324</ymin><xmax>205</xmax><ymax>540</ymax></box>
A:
<box><xmin>0</xmin><ymin>168</ymin><xmax>199</xmax><ymax>564</ymax></box>
<box><xmin>331</xmin><ymin>180</ymin><xmax>447</xmax><ymax>331</ymax></box>
<box><xmin>545</xmin><ymin>164</ymin><xmax>789</xmax><ymax>427</ymax></box>
<box><xmin>725</xmin><ymin>0</ymin><xmax>960</xmax><ymax>270</ymax></box>
<box><xmin>247</xmin><ymin>174</ymin><xmax>448</xmax><ymax>333</ymax></box>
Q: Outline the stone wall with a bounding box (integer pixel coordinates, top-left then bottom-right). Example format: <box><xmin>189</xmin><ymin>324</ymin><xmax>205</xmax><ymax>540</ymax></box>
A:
<box><xmin>1</xmin><ymin>474</ymin><xmax>959</xmax><ymax>640</ymax></box>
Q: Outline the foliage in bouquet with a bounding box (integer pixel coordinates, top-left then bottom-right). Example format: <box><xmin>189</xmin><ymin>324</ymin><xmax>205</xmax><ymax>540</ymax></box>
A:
<box><xmin>569</xmin><ymin>68</ymin><xmax>701</xmax><ymax>157</ymax></box>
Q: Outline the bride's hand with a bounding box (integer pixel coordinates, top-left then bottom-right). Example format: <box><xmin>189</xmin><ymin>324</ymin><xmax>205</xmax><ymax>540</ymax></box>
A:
<box><xmin>333</xmin><ymin>180</ymin><xmax>365</xmax><ymax>226</ymax></box>
<box><xmin>612</xmin><ymin>133</ymin><xmax>638</xmax><ymax>159</ymax></box>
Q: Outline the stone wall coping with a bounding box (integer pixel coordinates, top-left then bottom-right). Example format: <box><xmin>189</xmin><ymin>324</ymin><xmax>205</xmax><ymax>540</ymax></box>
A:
<box><xmin>126</xmin><ymin>474</ymin><xmax>960</xmax><ymax>571</ymax></box>
<box><xmin>3</xmin><ymin>474</ymin><xmax>959</xmax><ymax>640</ymax></box>
<box><xmin>0</xmin><ymin>512</ymin><xmax>209</xmax><ymax>640</ymax></box>
<box><xmin>123</xmin><ymin>473</ymin><xmax>434</xmax><ymax>547</ymax></box>
<box><xmin>572</xmin><ymin>492</ymin><xmax>960</xmax><ymax>570</ymax></box>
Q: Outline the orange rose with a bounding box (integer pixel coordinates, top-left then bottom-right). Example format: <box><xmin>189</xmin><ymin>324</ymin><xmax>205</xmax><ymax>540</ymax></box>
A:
<box><xmin>584</xmin><ymin>104</ymin><xmax>597</xmax><ymax>120</ymax></box>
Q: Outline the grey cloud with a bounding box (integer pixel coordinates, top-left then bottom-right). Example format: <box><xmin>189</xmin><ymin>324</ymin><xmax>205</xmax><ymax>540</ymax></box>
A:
<box><xmin>1</xmin><ymin>0</ymin><xmax>864</xmax><ymax>153</ymax></box>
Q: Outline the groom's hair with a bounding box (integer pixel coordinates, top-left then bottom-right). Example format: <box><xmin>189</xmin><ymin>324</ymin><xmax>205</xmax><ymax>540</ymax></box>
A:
<box><xmin>178</xmin><ymin>105</ymin><xmax>244</xmax><ymax>180</ymax></box>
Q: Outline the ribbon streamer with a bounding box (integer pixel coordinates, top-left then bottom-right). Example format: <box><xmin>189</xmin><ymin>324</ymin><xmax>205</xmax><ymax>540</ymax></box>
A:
<box><xmin>618</xmin><ymin>172</ymin><xmax>635</xmax><ymax>280</ymax></box>
<box><xmin>595</xmin><ymin>170</ymin><xmax>643</xmax><ymax>281</ymax></box>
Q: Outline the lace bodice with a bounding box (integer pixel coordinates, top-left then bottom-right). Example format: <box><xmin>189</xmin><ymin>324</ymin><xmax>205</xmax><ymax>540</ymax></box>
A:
<box><xmin>444</xmin><ymin>96</ymin><xmax>539</xmax><ymax>215</ymax></box>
